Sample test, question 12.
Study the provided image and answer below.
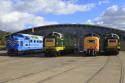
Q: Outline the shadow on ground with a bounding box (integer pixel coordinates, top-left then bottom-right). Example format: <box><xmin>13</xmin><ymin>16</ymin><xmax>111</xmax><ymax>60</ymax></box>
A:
<box><xmin>0</xmin><ymin>52</ymin><xmax>118</xmax><ymax>58</ymax></box>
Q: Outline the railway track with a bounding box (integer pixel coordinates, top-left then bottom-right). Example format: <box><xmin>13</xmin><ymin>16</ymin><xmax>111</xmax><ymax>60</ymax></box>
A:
<box><xmin>0</xmin><ymin>53</ymin><xmax>57</xmax><ymax>66</ymax></box>
<box><xmin>7</xmin><ymin>56</ymin><xmax>107</xmax><ymax>83</ymax></box>
<box><xmin>3</xmin><ymin>56</ymin><xmax>98</xmax><ymax>83</ymax></box>
<box><xmin>37</xmin><ymin>57</ymin><xmax>99</xmax><ymax>83</ymax></box>
<box><xmin>85</xmin><ymin>56</ymin><xmax>109</xmax><ymax>83</ymax></box>
<box><xmin>0</xmin><ymin>56</ymin><xmax>46</xmax><ymax>66</ymax></box>
<box><xmin>117</xmin><ymin>56</ymin><xmax>124</xmax><ymax>83</ymax></box>
<box><xmin>0</xmin><ymin>54</ymin><xmax>124</xmax><ymax>83</ymax></box>
<box><xmin>85</xmin><ymin>55</ymin><xmax>124</xmax><ymax>83</ymax></box>
<box><xmin>36</xmin><ymin>56</ymin><xmax>107</xmax><ymax>83</ymax></box>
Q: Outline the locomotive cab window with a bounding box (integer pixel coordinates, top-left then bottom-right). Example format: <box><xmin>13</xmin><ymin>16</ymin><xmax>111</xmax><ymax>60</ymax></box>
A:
<box><xmin>108</xmin><ymin>39</ymin><xmax>117</xmax><ymax>42</ymax></box>
<box><xmin>88</xmin><ymin>40</ymin><xmax>95</xmax><ymax>43</ymax></box>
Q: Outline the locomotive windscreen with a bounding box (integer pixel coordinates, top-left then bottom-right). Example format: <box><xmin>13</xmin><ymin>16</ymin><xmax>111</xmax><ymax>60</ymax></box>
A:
<box><xmin>88</xmin><ymin>40</ymin><xmax>95</xmax><ymax>43</ymax></box>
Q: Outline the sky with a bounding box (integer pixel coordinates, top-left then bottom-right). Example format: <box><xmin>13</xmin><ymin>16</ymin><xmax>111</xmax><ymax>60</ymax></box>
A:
<box><xmin>0</xmin><ymin>0</ymin><xmax>125</xmax><ymax>32</ymax></box>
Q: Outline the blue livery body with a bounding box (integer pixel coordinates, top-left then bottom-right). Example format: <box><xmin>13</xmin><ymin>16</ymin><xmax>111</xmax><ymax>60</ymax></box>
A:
<box><xmin>6</xmin><ymin>33</ymin><xmax>43</xmax><ymax>55</ymax></box>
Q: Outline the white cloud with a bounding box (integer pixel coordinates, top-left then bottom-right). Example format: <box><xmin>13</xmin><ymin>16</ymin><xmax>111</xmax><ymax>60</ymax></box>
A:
<box><xmin>85</xmin><ymin>19</ymin><xmax>94</xmax><ymax>24</ymax></box>
<box><xmin>0</xmin><ymin>11</ymin><xmax>57</xmax><ymax>32</ymax></box>
<box><xmin>85</xmin><ymin>5</ymin><xmax>125</xmax><ymax>30</ymax></box>
<box><xmin>98</xmin><ymin>0</ymin><xmax>110</xmax><ymax>5</ymax></box>
<box><xmin>106</xmin><ymin>5</ymin><xmax>118</xmax><ymax>13</ymax></box>
<box><xmin>13</xmin><ymin>0</ymin><xmax>95</xmax><ymax>15</ymax></box>
<box><xmin>0</xmin><ymin>0</ymin><xmax>96</xmax><ymax>32</ymax></box>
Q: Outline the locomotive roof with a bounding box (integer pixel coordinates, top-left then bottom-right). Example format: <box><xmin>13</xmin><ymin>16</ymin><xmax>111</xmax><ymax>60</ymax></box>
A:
<box><xmin>22</xmin><ymin>34</ymin><xmax>43</xmax><ymax>39</ymax></box>
<box><xmin>84</xmin><ymin>33</ymin><xmax>100</xmax><ymax>37</ymax></box>
<box><xmin>6</xmin><ymin>33</ymin><xmax>43</xmax><ymax>40</ymax></box>
<box><xmin>105</xmin><ymin>33</ymin><xmax>119</xmax><ymax>39</ymax></box>
<box><xmin>46</xmin><ymin>32</ymin><xmax>64</xmax><ymax>39</ymax></box>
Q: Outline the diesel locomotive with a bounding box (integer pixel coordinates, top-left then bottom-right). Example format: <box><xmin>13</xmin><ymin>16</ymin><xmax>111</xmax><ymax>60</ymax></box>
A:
<box><xmin>43</xmin><ymin>32</ymin><xmax>77</xmax><ymax>57</ymax></box>
<box><xmin>83</xmin><ymin>33</ymin><xmax>100</xmax><ymax>56</ymax></box>
<box><xmin>6</xmin><ymin>33</ymin><xmax>43</xmax><ymax>56</ymax></box>
<box><xmin>104</xmin><ymin>33</ymin><xmax>120</xmax><ymax>55</ymax></box>
<box><xmin>5</xmin><ymin>32</ymin><xmax>121</xmax><ymax>56</ymax></box>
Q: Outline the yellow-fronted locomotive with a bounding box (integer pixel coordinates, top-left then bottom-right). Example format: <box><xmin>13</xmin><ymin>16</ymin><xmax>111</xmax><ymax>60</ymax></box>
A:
<box><xmin>43</xmin><ymin>32</ymin><xmax>77</xmax><ymax>57</ymax></box>
<box><xmin>104</xmin><ymin>33</ymin><xmax>120</xmax><ymax>55</ymax></box>
<box><xmin>83</xmin><ymin>33</ymin><xmax>100</xmax><ymax>56</ymax></box>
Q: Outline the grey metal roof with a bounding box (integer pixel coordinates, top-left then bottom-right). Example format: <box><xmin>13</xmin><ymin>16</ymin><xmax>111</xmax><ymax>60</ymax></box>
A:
<box><xmin>7</xmin><ymin>24</ymin><xmax>125</xmax><ymax>37</ymax></box>
<box><xmin>19</xmin><ymin>24</ymin><xmax>125</xmax><ymax>32</ymax></box>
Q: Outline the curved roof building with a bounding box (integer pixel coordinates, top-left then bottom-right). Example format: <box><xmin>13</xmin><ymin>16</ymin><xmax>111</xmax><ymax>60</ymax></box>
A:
<box><xmin>15</xmin><ymin>24</ymin><xmax>125</xmax><ymax>50</ymax></box>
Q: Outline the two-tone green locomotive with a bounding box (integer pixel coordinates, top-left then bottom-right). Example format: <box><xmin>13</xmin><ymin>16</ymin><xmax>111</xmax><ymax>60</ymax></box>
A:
<box><xmin>43</xmin><ymin>32</ymin><xmax>77</xmax><ymax>57</ymax></box>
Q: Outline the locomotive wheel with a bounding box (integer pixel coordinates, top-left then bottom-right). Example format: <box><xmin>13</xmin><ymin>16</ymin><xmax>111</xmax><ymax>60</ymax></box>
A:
<box><xmin>60</xmin><ymin>51</ymin><xmax>64</xmax><ymax>55</ymax></box>
<box><xmin>45</xmin><ymin>51</ymin><xmax>57</xmax><ymax>57</ymax></box>
<box><xmin>17</xmin><ymin>52</ymin><xmax>20</xmax><ymax>56</ymax></box>
<box><xmin>92</xmin><ymin>51</ymin><xmax>96</xmax><ymax>56</ymax></box>
<box><xmin>57</xmin><ymin>51</ymin><xmax>64</xmax><ymax>56</ymax></box>
<box><xmin>115</xmin><ymin>51</ymin><xmax>119</xmax><ymax>55</ymax></box>
<box><xmin>94</xmin><ymin>52</ymin><xmax>97</xmax><ymax>56</ymax></box>
<box><xmin>73</xmin><ymin>49</ymin><xmax>78</xmax><ymax>54</ymax></box>
<box><xmin>52</xmin><ymin>52</ymin><xmax>57</xmax><ymax>57</ymax></box>
<box><xmin>92</xmin><ymin>52</ymin><xmax>94</xmax><ymax>56</ymax></box>
<box><xmin>117</xmin><ymin>51</ymin><xmax>119</xmax><ymax>55</ymax></box>
<box><xmin>17</xmin><ymin>51</ymin><xmax>22</xmax><ymax>56</ymax></box>
<box><xmin>87</xmin><ymin>51</ymin><xmax>90</xmax><ymax>56</ymax></box>
<box><xmin>44</xmin><ymin>53</ymin><xmax>49</xmax><ymax>57</ymax></box>
<box><xmin>104</xmin><ymin>51</ymin><xmax>109</xmax><ymax>55</ymax></box>
<box><xmin>8</xmin><ymin>53</ymin><xmax>15</xmax><ymax>57</ymax></box>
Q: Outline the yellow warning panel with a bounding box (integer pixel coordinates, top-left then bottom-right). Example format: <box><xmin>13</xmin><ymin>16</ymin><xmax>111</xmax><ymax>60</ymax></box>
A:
<box><xmin>45</xmin><ymin>38</ymin><xmax>55</xmax><ymax>47</ymax></box>
<box><xmin>108</xmin><ymin>39</ymin><xmax>118</xmax><ymax>48</ymax></box>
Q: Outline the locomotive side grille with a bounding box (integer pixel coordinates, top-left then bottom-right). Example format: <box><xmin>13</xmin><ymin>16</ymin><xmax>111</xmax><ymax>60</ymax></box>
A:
<box><xmin>7</xmin><ymin>40</ymin><xmax>17</xmax><ymax>47</ymax></box>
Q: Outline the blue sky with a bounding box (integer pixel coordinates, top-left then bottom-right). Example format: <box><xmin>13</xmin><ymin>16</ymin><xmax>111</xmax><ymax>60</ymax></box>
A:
<box><xmin>42</xmin><ymin>0</ymin><xmax>124</xmax><ymax>23</ymax></box>
<box><xmin>0</xmin><ymin>0</ymin><xmax>125</xmax><ymax>32</ymax></box>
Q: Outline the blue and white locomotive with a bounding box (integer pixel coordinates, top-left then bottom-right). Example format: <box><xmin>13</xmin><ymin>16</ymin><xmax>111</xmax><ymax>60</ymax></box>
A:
<box><xmin>6</xmin><ymin>33</ymin><xmax>43</xmax><ymax>55</ymax></box>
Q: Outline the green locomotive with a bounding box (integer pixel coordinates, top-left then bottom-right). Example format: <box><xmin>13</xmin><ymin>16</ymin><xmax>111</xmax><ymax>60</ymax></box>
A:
<box><xmin>104</xmin><ymin>33</ymin><xmax>120</xmax><ymax>55</ymax></box>
<box><xmin>43</xmin><ymin>32</ymin><xmax>77</xmax><ymax>57</ymax></box>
